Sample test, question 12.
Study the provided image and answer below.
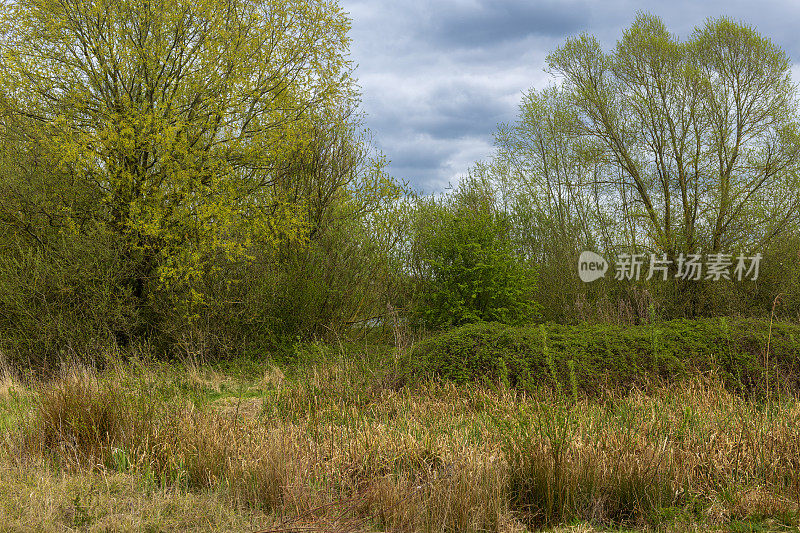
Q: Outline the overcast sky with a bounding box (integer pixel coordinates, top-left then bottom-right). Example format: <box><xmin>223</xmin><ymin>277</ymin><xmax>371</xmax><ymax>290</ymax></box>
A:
<box><xmin>339</xmin><ymin>0</ymin><xmax>800</xmax><ymax>193</ymax></box>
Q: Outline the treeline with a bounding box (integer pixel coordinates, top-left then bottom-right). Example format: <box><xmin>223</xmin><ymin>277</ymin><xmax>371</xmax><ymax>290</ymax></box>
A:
<box><xmin>406</xmin><ymin>16</ymin><xmax>800</xmax><ymax>328</ymax></box>
<box><xmin>0</xmin><ymin>5</ymin><xmax>798</xmax><ymax>369</ymax></box>
<box><xmin>466</xmin><ymin>14</ymin><xmax>800</xmax><ymax>323</ymax></box>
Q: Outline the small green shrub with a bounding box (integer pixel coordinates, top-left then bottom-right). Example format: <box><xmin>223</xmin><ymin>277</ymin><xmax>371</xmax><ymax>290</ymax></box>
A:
<box><xmin>409</xmin><ymin>186</ymin><xmax>540</xmax><ymax>329</ymax></box>
<box><xmin>403</xmin><ymin>318</ymin><xmax>800</xmax><ymax>395</ymax></box>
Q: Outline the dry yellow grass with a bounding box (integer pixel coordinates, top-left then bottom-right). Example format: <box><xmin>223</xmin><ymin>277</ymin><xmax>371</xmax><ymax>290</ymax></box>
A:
<box><xmin>0</xmin><ymin>458</ymin><xmax>275</xmax><ymax>532</ymax></box>
<box><xmin>1</xmin><ymin>356</ymin><xmax>799</xmax><ymax>531</ymax></box>
<box><xmin>0</xmin><ymin>351</ymin><xmax>17</xmax><ymax>401</ymax></box>
<box><xmin>0</xmin><ymin>373</ymin><xmax>15</xmax><ymax>402</ymax></box>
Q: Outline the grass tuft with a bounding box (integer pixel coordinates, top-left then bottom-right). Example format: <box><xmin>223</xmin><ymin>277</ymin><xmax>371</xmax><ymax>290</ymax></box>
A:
<box><xmin>24</xmin><ymin>366</ymin><xmax>130</xmax><ymax>468</ymax></box>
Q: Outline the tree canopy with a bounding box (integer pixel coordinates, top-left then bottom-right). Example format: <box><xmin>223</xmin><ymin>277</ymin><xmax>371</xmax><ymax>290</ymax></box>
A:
<box><xmin>474</xmin><ymin>14</ymin><xmax>800</xmax><ymax>319</ymax></box>
<box><xmin>0</xmin><ymin>0</ymin><xmax>357</xmax><ymax>304</ymax></box>
<box><xmin>545</xmin><ymin>14</ymin><xmax>800</xmax><ymax>257</ymax></box>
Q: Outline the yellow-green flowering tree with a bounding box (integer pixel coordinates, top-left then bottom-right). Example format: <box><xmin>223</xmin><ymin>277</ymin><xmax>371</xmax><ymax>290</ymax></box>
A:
<box><xmin>0</xmin><ymin>0</ymin><xmax>355</xmax><ymax>313</ymax></box>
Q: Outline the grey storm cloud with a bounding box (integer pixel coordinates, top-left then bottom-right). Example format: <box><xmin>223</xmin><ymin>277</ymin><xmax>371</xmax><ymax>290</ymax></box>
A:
<box><xmin>369</xmin><ymin>84</ymin><xmax>509</xmax><ymax>140</ymax></box>
<box><xmin>390</xmin><ymin>142</ymin><xmax>449</xmax><ymax>171</ymax></box>
<box><xmin>427</xmin><ymin>1</ymin><xmax>590</xmax><ymax>48</ymax></box>
<box><xmin>342</xmin><ymin>0</ymin><xmax>800</xmax><ymax>193</ymax></box>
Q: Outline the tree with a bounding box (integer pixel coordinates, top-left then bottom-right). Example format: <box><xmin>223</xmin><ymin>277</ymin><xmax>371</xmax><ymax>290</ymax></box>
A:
<box><xmin>485</xmin><ymin>86</ymin><xmax>606</xmax><ymax>321</ymax></box>
<box><xmin>546</xmin><ymin>14</ymin><xmax>800</xmax><ymax>259</ymax></box>
<box><xmin>480</xmin><ymin>14</ymin><xmax>800</xmax><ymax>318</ymax></box>
<box><xmin>216</xmin><ymin>103</ymin><xmax>407</xmax><ymax>344</ymax></box>
<box><xmin>0</xmin><ymin>0</ymin><xmax>355</xmax><ymax>315</ymax></box>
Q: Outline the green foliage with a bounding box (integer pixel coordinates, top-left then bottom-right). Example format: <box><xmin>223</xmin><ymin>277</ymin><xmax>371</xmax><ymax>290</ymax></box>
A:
<box><xmin>182</xmin><ymin>218</ymin><xmax>404</xmax><ymax>355</ymax></box>
<box><xmin>0</xmin><ymin>0</ymin><xmax>409</xmax><ymax>365</ymax></box>
<box><xmin>154</xmin><ymin>157</ymin><xmax>409</xmax><ymax>356</ymax></box>
<box><xmin>476</xmin><ymin>14</ymin><xmax>800</xmax><ymax>321</ymax></box>
<box><xmin>410</xmin><ymin>179</ymin><xmax>540</xmax><ymax>329</ymax></box>
<box><xmin>403</xmin><ymin>318</ymin><xmax>800</xmax><ymax>396</ymax></box>
<box><xmin>0</xmin><ymin>0</ymin><xmax>357</xmax><ymax>312</ymax></box>
<box><xmin>485</xmin><ymin>86</ymin><xmax>600</xmax><ymax>322</ymax></box>
<box><xmin>0</xmin><ymin>224</ymin><xmax>141</xmax><ymax>369</ymax></box>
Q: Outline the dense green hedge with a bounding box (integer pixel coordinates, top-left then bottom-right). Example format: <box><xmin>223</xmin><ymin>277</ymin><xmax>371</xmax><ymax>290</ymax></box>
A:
<box><xmin>402</xmin><ymin>318</ymin><xmax>800</xmax><ymax>395</ymax></box>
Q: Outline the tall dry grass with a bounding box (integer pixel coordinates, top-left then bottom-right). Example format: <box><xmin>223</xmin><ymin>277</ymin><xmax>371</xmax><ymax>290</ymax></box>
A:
<box><xmin>0</xmin><ymin>349</ymin><xmax>15</xmax><ymax>400</ymax></box>
<box><xmin>2</xmin><ymin>353</ymin><xmax>799</xmax><ymax>531</ymax></box>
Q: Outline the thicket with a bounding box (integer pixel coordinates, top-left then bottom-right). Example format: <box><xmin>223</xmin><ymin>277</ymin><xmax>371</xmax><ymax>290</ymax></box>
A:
<box><xmin>474</xmin><ymin>14</ymin><xmax>800</xmax><ymax>323</ymax></box>
<box><xmin>1</xmin><ymin>9</ymin><xmax>800</xmax><ymax>373</ymax></box>
<box><xmin>0</xmin><ymin>0</ymin><xmax>409</xmax><ymax>369</ymax></box>
<box><xmin>404</xmin><ymin>317</ymin><xmax>800</xmax><ymax>396</ymax></box>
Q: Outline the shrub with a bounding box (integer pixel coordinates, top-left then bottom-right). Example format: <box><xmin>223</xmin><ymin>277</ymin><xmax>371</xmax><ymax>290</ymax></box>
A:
<box><xmin>410</xmin><ymin>186</ymin><xmax>539</xmax><ymax>329</ymax></box>
<box><xmin>402</xmin><ymin>317</ymin><xmax>800</xmax><ymax>396</ymax></box>
<box><xmin>0</xmin><ymin>225</ymin><xmax>142</xmax><ymax>371</ymax></box>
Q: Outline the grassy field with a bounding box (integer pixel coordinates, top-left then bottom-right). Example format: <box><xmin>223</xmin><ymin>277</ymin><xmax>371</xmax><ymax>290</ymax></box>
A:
<box><xmin>1</xmin><ymin>334</ymin><xmax>799</xmax><ymax>532</ymax></box>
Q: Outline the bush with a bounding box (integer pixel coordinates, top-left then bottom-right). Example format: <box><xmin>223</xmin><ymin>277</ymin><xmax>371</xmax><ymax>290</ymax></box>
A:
<box><xmin>409</xmin><ymin>183</ymin><xmax>539</xmax><ymax>329</ymax></box>
<box><xmin>0</xmin><ymin>224</ymin><xmax>142</xmax><ymax>370</ymax></box>
<box><xmin>402</xmin><ymin>317</ymin><xmax>800</xmax><ymax>396</ymax></box>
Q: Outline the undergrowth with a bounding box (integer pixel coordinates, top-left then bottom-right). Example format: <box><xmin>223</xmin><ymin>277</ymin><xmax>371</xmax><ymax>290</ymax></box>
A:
<box><xmin>403</xmin><ymin>317</ymin><xmax>800</xmax><ymax>396</ymax></box>
<box><xmin>1</xmin><ymin>330</ymin><xmax>799</xmax><ymax>531</ymax></box>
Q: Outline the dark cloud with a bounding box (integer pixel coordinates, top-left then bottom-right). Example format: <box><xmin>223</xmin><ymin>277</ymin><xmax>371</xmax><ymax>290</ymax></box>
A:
<box><xmin>342</xmin><ymin>0</ymin><xmax>800</xmax><ymax>193</ymax></box>
<box><xmin>388</xmin><ymin>141</ymin><xmax>449</xmax><ymax>171</ymax></box>
<box><xmin>370</xmin><ymin>84</ymin><xmax>509</xmax><ymax>140</ymax></box>
<box><xmin>410</xmin><ymin>111</ymin><xmax>498</xmax><ymax>140</ymax></box>
<box><xmin>428</xmin><ymin>1</ymin><xmax>590</xmax><ymax>48</ymax></box>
